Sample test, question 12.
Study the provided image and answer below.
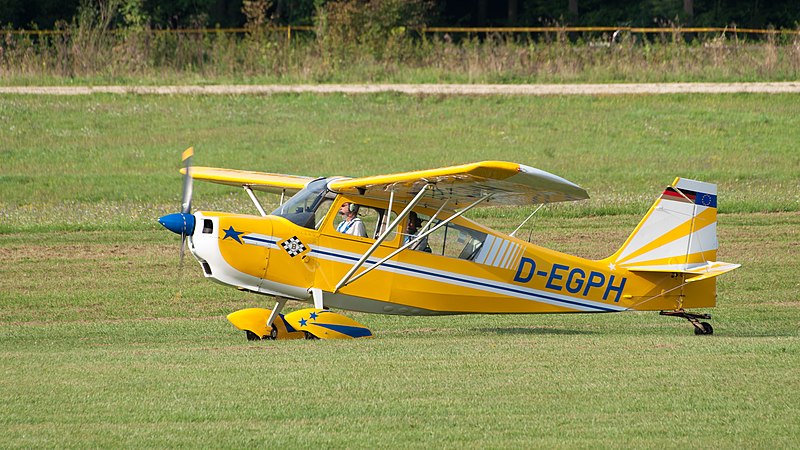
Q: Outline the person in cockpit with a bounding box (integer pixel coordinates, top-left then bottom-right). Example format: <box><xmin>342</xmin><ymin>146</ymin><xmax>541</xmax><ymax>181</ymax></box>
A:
<box><xmin>336</xmin><ymin>202</ymin><xmax>367</xmax><ymax>237</ymax></box>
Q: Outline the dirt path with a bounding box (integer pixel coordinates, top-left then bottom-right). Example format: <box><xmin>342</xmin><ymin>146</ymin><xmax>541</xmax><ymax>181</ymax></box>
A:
<box><xmin>1</xmin><ymin>82</ymin><xmax>799</xmax><ymax>95</ymax></box>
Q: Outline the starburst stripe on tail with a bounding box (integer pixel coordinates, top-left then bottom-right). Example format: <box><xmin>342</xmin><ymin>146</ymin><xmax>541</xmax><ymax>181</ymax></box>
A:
<box><xmin>609</xmin><ymin>178</ymin><xmax>722</xmax><ymax>272</ymax></box>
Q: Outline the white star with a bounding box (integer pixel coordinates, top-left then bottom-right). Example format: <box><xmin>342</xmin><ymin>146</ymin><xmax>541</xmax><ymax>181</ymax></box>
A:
<box><xmin>608</xmin><ymin>262</ymin><xmax>616</xmax><ymax>271</ymax></box>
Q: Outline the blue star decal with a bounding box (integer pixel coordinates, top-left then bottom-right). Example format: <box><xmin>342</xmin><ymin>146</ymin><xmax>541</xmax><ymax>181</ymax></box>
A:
<box><xmin>299</xmin><ymin>317</ymin><xmax>308</xmax><ymax>327</ymax></box>
<box><xmin>309</xmin><ymin>312</ymin><xmax>318</xmax><ymax>321</ymax></box>
<box><xmin>222</xmin><ymin>226</ymin><xmax>244</xmax><ymax>244</ymax></box>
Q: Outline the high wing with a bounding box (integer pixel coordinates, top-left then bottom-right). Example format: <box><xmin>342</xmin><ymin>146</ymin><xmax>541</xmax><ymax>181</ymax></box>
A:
<box><xmin>327</xmin><ymin>161</ymin><xmax>588</xmax><ymax>209</ymax></box>
<box><xmin>182</xmin><ymin>166</ymin><xmax>317</xmax><ymax>195</ymax></box>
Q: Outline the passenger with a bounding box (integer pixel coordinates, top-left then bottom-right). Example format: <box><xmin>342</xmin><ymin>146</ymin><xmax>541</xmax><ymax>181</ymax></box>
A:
<box><xmin>405</xmin><ymin>211</ymin><xmax>431</xmax><ymax>252</ymax></box>
<box><xmin>405</xmin><ymin>212</ymin><xmax>422</xmax><ymax>243</ymax></box>
<box><xmin>336</xmin><ymin>202</ymin><xmax>367</xmax><ymax>237</ymax></box>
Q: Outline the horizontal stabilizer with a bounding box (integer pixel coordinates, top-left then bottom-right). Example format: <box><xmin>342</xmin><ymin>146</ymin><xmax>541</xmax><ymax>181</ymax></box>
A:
<box><xmin>626</xmin><ymin>261</ymin><xmax>740</xmax><ymax>282</ymax></box>
<box><xmin>685</xmin><ymin>261</ymin><xmax>741</xmax><ymax>283</ymax></box>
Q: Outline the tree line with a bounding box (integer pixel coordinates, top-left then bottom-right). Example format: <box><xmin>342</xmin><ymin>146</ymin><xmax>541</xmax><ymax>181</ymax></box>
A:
<box><xmin>2</xmin><ymin>0</ymin><xmax>798</xmax><ymax>30</ymax></box>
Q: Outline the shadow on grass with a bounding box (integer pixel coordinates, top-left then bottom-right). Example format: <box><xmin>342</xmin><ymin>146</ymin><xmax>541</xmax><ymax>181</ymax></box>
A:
<box><xmin>711</xmin><ymin>330</ymin><xmax>800</xmax><ymax>338</ymax></box>
<box><xmin>475</xmin><ymin>326</ymin><xmax>595</xmax><ymax>336</ymax></box>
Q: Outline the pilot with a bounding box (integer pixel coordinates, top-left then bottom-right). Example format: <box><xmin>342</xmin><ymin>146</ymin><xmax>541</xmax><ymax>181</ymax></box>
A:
<box><xmin>337</xmin><ymin>202</ymin><xmax>367</xmax><ymax>237</ymax></box>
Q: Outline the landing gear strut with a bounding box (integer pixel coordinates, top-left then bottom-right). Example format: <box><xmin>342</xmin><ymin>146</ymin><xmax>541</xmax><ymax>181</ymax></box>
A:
<box><xmin>660</xmin><ymin>310</ymin><xmax>713</xmax><ymax>335</ymax></box>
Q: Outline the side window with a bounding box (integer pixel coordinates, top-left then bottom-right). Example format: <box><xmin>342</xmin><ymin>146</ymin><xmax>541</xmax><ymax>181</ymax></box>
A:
<box><xmin>447</xmin><ymin>225</ymin><xmax>486</xmax><ymax>260</ymax></box>
<box><xmin>334</xmin><ymin>203</ymin><xmax>397</xmax><ymax>241</ymax></box>
<box><xmin>421</xmin><ymin>215</ymin><xmax>487</xmax><ymax>261</ymax></box>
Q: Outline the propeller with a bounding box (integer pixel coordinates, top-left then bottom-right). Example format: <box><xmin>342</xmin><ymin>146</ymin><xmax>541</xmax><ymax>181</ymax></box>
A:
<box><xmin>158</xmin><ymin>147</ymin><xmax>196</xmax><ymax>300</ymax></box>
<box><xmin>179</xmin><ymin>147</ymin><xmax>194</xmax><ymax>264</ymax></box>
<box><xmin>158</xmin><ymin>147</ymin><xmax>196</xmax><ymax>266</ymax></box>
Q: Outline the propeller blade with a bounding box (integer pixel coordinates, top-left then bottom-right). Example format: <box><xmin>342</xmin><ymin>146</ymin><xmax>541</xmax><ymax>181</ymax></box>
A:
<box><xmin>180</xmin><ymin>233</ymin><xmax>187</xmax><ymax>266</ymax></box>
<box><xmin>158</xmin><ymin>147</ymin><xmax>196</xmax><ymax>301</ymax></box>
<box><xmin>181</xmin><ymin>147</ymin><xmax>194</xmax><ymax>214</ymax></box>
<box><xmin>179</xmin><ymin>147</ymin><xmax>193</xmax><ymax>277</ymax></box>
<box><xmin>176</xmin><ymin>233</ymin><xmax>186</xmax><ymax>300</ymax></box>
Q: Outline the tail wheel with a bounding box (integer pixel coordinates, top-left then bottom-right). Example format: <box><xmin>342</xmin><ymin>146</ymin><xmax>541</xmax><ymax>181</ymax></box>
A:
<box><xmin>304</xmin><ymin>331</ymin><xmax>319</xmax><ymax>340</ymax></box>
<box><xmin>660</xmin><ymin>310</ymin><xmax>713</xmax><ymax>336</ymax></box>
<box><xmin>694</xmin><ymin>322</ymin><xmax>714</xmax><ymax>335</ymax></box>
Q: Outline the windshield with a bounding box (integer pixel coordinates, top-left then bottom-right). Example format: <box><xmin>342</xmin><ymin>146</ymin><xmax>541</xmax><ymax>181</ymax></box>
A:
<box><xmin>270</xmin><ymin>178</ymin><xmax>330</xmax><ymax>229</ymax></box>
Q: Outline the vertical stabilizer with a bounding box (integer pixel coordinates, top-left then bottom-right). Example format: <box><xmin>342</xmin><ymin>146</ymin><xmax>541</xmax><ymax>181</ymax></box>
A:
<box><xmin>608</xmin><ymin>178</ymin><xmax>720</xmax><ymax>272</ymax></box>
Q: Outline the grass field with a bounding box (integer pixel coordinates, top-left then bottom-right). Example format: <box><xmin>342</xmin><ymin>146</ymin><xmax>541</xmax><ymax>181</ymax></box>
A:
<box><xmin>1</xmin><ymin>93</ymin><xmax>799</xmax><ymax>447</ymax></box>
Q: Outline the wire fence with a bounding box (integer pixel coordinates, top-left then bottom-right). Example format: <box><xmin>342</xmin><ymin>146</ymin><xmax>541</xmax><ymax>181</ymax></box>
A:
<box><xmin>420</xmin><ymin>26</ymin><xmax>800</xmax><ymax>35</ymax></box>
<box><xmin>6</xmin><ymin>25</ymin><xmax>800</xmax><ymax>42</ymax></box>
<box><xmin>4</xmin><ymin>23</ymin><xmax>798</xmax><ymax>81</ymax></box>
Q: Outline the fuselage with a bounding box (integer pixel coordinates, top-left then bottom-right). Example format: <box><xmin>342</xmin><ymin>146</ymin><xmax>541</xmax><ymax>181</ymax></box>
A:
<box><xmin>187</xmin><ymin>190</ymin><xmax>715</xmax><ymax>316</ymax></box>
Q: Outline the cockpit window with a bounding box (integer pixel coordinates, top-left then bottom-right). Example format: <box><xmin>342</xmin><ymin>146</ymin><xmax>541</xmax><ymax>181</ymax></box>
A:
<box><xmin>270</xmin><ymin>178</ymin><xmax>331</xmax><ymax>229</ymax></box>
<box><xmin>420</xmin><ymin>213</ymin><xmax>487</xmax><ymax>261</ymax></box>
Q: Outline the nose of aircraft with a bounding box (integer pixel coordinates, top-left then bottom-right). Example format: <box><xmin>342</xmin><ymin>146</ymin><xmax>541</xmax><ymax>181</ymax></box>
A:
<box><xmin>158</xmin><ymin>212</ymin><xmax>196</xmax><ymax>236</ymax></box>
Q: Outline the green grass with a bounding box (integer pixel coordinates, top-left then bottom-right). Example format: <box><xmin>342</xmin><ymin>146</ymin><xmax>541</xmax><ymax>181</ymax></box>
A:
<box><xmin>1</xmin><ymin>93</ymin><xmax>798</xmax><ymax>233</ymax></box>
<box><xmin>1</xmin><ymin>93</ymin><xmax>799</xmax><ymax>447</ymax></box>
<box><xmin>1</xmin><ymin>213</ymin><xmax>798</xmax><ymax>448</ymax></box>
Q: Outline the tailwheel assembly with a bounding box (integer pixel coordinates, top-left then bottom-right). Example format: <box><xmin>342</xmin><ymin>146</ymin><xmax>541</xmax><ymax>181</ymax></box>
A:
<box><xmin>694</xmin><ymin>321</ymin><xmax>713</xmax><ymax>335</ymax></box>
<box><xmin>660</xmin><ymin>310</ymin><xmax>714</xmax><ymax>335</ymax></box>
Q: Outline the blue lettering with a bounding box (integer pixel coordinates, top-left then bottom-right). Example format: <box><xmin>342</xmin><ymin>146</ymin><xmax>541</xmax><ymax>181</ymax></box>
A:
<box><xmin>514</xmin><ymin>257</ymin><xmax>536</xmax><ymax>283</ymax></box>
<box><xmin>565</xmin><ymin>268</ymin><xmax>586</xmax><ymax>294</ymax></box>
<box><xmin>515</xmin><ymin>261</ymin><xmax>624</xmax><ymax>303</ymax></box>
<box><xmin>582</xmin><ymin>271</ymin><xmax>606</xmax><ymax>297</ymax></box>
<box><xmin>546</xmin><ymin>264</ymin><xmax>569</xmax><ymax>291</ymax></box>
<box><xmin>603</xmin><ymin>275</ymin><xmax>627</xmax><ymax>302</ymax></box>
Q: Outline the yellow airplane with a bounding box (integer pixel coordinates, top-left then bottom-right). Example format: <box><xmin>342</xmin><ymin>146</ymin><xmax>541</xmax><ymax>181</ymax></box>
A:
<box><xmin>159</xmin><ymin>148</ymin><xmax>739</xmax><ymax>340</ymax></box>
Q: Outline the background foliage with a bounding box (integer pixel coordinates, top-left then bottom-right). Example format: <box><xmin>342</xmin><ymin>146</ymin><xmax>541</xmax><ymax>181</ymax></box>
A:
<box><xmin>2</xmin><ymin>0</ymin><xmax>800</xmax><ymax>30</ymax></box>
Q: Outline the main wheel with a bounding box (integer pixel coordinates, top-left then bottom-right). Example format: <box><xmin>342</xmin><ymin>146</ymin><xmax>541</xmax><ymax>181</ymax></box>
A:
<box><xmin>245</xmin><ymin>330</ymin><xmax>262</xmax><ymax>341</ymax></box>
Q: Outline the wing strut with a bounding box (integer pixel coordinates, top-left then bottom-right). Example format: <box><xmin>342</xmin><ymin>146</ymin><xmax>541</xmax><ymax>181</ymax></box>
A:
<box><xmin>243</xmin><ymin>186</ymin><xmax>267</xmax><ymax>217</ymax></box>
<box><xmin>509</xmin><ymin>204</ymin><xmax>543</xmax><ymax>237</ymax></box>
<box><xmin>333</xmin><ymin>184</ymin><xmax>433</xmax><ymax>293</ymax></box>
<box><xmin>413</xmin><ymin>199</ymin><xmax>450</xmax><ymax>238</ymax></box>
<box><xmin>344</xmin><ymin>194</ymin><xmax>491</xmax><ymax>287</ymax></box>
